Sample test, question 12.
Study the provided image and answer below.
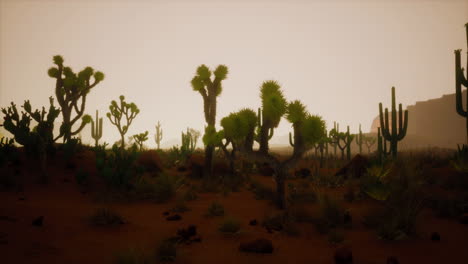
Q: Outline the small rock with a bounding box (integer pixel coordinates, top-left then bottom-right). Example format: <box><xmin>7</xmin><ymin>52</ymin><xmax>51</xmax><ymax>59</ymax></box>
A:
<box><xmin>459</xmin><ymin>213</ymin><xmax>468</xmax><ymax>225</ymax></box>
<box><xmin>18</xmin><ymin>197</ymin><xmax>25</xmax><ymax>201</ymax></box>
<box><xmin>177</xmin><ymin>225</ymin><xmax>197</xmax><ymax>240</ymax></box>
<box><xmin>166</xmin><ymin>214</ymin><xmax>182</xmax><ymax>221</ymax></box>
<box><xmin>343</xmin><ymin>211</ymin><xmax>352</xmax><ymax>226</ymax></box>
<box><xmin>249</xmin><ymin>219</ymin><xmax>258</xmax><ymax>226</ymax></box>
<box><xmin>387</xmin><ymin>256</ymin><xmax>399</xmax><ymax>264</ymax></box>
<box><xmin>239</xmin><ymin>238</ymin><xmax>273</xmax><ymax>254</ymax></box>
<box><xmin>32</xmin><ymin>216</ymin><xmax>43</xmax><ymax>227</ymax></box>
<box><xmin>163</xmin><ymin>211</ymin><xmax>170</xmax><ymax>216</ymax></box>
<box><xmin>431</xmin><ymin>232</ymin><xmax>441</xmax><ymax>241</ymax></box>
<box><xmin>191</xmin><ymin>235</ymin><xmax>202</xmax><ymax>243</ymax></box>
<box><xmin>334</xmin><ymin>246</ymin><xmax>353</xmax><ymax>264</ymax></box>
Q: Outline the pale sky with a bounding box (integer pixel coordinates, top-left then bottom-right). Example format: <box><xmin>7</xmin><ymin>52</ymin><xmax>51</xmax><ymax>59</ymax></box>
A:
<box><xmin>1</xmin><ymin>0</ymin><xmax>467</xmax><ymax>147</ymax></box>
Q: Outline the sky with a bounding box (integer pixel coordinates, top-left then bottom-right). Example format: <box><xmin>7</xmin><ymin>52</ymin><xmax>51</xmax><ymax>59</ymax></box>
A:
<box><xmin>0</xmin><ymin>0</ymin><xmax>467</xmax><ymax>148</ymax></box>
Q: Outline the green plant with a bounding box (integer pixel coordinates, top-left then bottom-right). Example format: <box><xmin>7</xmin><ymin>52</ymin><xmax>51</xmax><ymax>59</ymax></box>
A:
<box><xmin>91</xmin><ymin>110</ymin><xmax>103</xmax><ymax>147</ymax></box>
<box><xmin>156</xmin><ymin>238</ymin><xmax>177</xmax><ymax>262</ymax></box>
<box><xmin>317</xmin><ymin>194</ymin><xmax>345</xmax><ymax>229</ymax></box>
<box><xmin>451</xmin><ymin>144</ymin><xmax>468</xmax><ymax>173</ymax></box>
<box><xmin>155</xmin><ymin>121</ymin><xmax>163</xmax><ymax>150</ymax></box>
<box><xmin>182</xmin><ymin>186</ymin><xmax>198</xmax><ymax>201</ymax></box>
<box><xmin>218</xmin><ymin>217</ymin><xmax>241</xmax><ymax>234</ymax></box>
<box><xmin>191</xmin><ymin>64</ymin><xmax>228</xmax><ymax>178</ymax></box>
<box><xmin>454</xmin><ymin>23</ymin><xmax>468</xmax><ymax>144</ymax></box>
<box><xmin>114</xmin><ymin>248</ymin><xmax>150</xmax><ymax>264</ymax></box>
<box><xmin>171</xmin><ymin>199</ymin><xmax>190</xmax><ymax>213</ymax></box>
<box><xmin>327</xmin><ymin>230</ymin><xmax>345</xmax><ymax>244</ymax></box>
<box><xmin>379</xmin><ymin>86</ymin><xmax>409</xmax><ymax>158</ymax></box>
<box><xmin>206</xmin><ymin>201</ymin><xmax>225</xmax><ymax>217</ymax></box>
<box><xmin>62</xmin><ymin>137</ymin><xmax>82</xmax><ymax>162</ymax></box>
<box><xmin>0</xmin><ymin>137</ymin><xmax>16</xmax><ymax>167</ymax></box>
<box><xmin>48</xmin><ymin>55</ymin><xmax>103</xmax><ymax>142</ymax></box>
<box><xmin>107</xmin><ymin>95</ymin><xmax>140</xmax><ymax>151</ymax></box>
<box><xmin>89</xmin><ymin>208</ymin><xmax>125</xmax><ymax>226</ymax></box>
<box><xmin>249</xmin><ymin>180</ymin><xmax>276</xmax><ymax>201</ymax></box>
<box><xmin>330</xmin><ymin>124</ymin><xmax>354</xmax><ymax>160</ymax></box>
<box><xmin>133</xmin><ymin>131</ymin><xmax>149</xmax><ymax>151</ymax></box>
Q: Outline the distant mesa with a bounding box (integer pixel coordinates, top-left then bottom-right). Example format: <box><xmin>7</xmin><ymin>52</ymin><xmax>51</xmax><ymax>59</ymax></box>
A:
<box><xmin>370</xmin><ymin>90</ymin><xmax>467</xmax><ymax>149</ymax></box>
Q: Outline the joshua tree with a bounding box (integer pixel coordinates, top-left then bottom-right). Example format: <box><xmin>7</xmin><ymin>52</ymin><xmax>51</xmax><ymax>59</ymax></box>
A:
<box><xmin>181</xmin><ymin>127</ymin><xmax>199</xmax><ymax>154</ymax></box>
<box><xmin>235</xmin><ymin>84</ymin><xmax>325</xmax><ymax>209</ymax></box>
<box><xmin>155</xmin><ymin>121</ymin><xmax>163</xmax><ymax>149</ymax></box>
<box><xmin>1</xmin><ymin>97</ymin><xmax>60</xmax><ymax>182</ymax></box>
<box><xmin>47</xmin><ymin>55</ymin><xmax>104</xmax><ymax>143</ymax></box>
<box><xmin>191</xmin><ymin>64</ymin><xmax>228</xmax><ymax>178</ymax></box>
<box><xmin>133</xmin><ymin>131</ymin><xmax>149</xmax><ymax>151</ymax></box>
<box><xmin>106</xmin><ymin>95</ymin><xmax>140</xmax><ymax>151</ymax></box>
<box><xmin>363</xmin><ymin>134</ymin><xmax>377</xmax><ymax>154</ymax></box>
<box><xmin>91</xmin><ymin>110</ymin><xmax>103</xmax><ymax>147</ymax></box>
<box><xmin>255</xmin><ymin>107</ymin><xmax>274</xmax><ymax>152</ymax></box>
<box><xmin>379</xmin><ymin>87</ymin><xmax>408</xmax><ymax>158</ymax></box>
<box><xmin>455</xmin><ymin>23</ymin><xmax>468</xmax><ymax>144</ymax></box>
<box><xmin>355</xmin><ymin>124</ymin><xmax>363</xmax><ymax>154</ymax></box>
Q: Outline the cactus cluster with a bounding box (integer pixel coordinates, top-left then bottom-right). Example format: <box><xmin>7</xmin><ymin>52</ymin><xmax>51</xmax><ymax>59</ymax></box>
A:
<box><xmin>454</xmin><ymin>23</ymin><xmax>468</xmax><ymax>144</ymax></box>
<box><xmin>378</xmin><ymin>87</ymin><xmax>408</xmax><ymax>158</ymax></box>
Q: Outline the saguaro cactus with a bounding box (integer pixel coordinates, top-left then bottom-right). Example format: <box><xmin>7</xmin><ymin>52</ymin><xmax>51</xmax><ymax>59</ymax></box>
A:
<box><xmin>379</xmin><ymin>86</ymin><xmax>408</xmax><ymax>158</ymax></box>
<box><xmin>91</xmin><ymin>110</ymin><xmax>103</xmax><ymax>147</ymax></box>
<box><xmin>155</xmin><ymin>121</ymin><xmax>163</xmax><ymax>149</ymax></box>
<box><xmin>330</xmin><ymin>124</ymin><xmax>354</xmax><ymax>160</ymax></box>
<box><xmin>191</xmin><ymin>64</ymin><xmax>228</xmax><ymax>178</ymax></box>
<box><xmin>106</xmin><ymin>95</ymin><xmax>140</xmax><ymax>151</ymax></box>
<box><xmin>377</xmin><ymin>127</ymin><xmax>391</xmax><ymax>163</ymax></box>
<box><xmin>48</xmin><ymin>55</ymin><xmax>104</xmax><ymax>142</ymax></box>
<box><xmin>355</xmin><ymin>124</ymin><xmax>363</xmax><ymax>154</ymax></box>
<box><xmin>455</xmin><ymin>23</ymin><xmax>468</xmax><ymax>144</ymax></box>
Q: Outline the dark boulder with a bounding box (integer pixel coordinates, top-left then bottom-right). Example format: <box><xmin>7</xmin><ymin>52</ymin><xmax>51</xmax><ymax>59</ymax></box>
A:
<box><xmin>32</xmin><ymin>216</ymin><xmax>44</xmax><ymax>227</ymax></box>
<box><xmin>431</xmin><ymin>232</ymin><xmax>441</xmax><ymax>241</ymax></box>
<box><xmin>239</xmin><ymin>238</ymin><xmax>273</xmax><ymax>254</ymax></box>
<box><xmin>334</xmin><ymin>246</ymin><xmax>352</xmax><ymax>264</ymax></box>
<box><xmin>166</xmin><ymin>214</ymin><xmax>182</xmax><ymax>221</ymax></box>
<box><xmin>387</xmin><ymin>256</ymin><xmax>399</xmax><ymax>264</ymax></box>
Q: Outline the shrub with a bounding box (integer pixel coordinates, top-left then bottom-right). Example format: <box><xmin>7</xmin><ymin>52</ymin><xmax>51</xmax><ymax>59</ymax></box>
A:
<box><xmin>171</xmin><ymin>199</ymin><xmax>190</xmax><ymax>213</ymax></box>
<box><xmin>156</xmin><ymin>238</ymin><xmax>177</xmax><ymax>262</ymax></box>
<box><xmin>114</xmin><ymin>248</ymin><xmax>150</xmax><ymax>264</ymax></box>
<box><xmin>132</xmin><ymin>174</ymin><xmax>184</xmax><ymax>203</ymax></box>
<box><xmin>218</xmin><ymin>217</ymin><xmax>241</xmax><ymax>234</ymax></box>
<box><xmin>287</xmin><ymin>182</ymin><xmax>317</xmax><ymax>205</ymax></box>
<box><xmin>318</xmin><ymin>194</ymin><xmax>345</xmax><ymax>229</ymax></box>
<box><xmin>327</xmin><ymin>230</ymin><xmax>345</xmax><ymax>244</ymax></box>
<box><xmin>75</xmin><ymin>168</ymin><xmax>89</xmax><ymax>186</ymax></box>
<box><xmin>89</xmin><ymin>208</ymin><xmax>125</xmax><ymax>226</ymax></box>
<box><xmin>249</xmin><ymin>180</ymin><xmax>276</xmax><ymax>201</ymax></box>
<box><xmin>182</xmin><ymin>186</ymin><xmax>198</xmax><ymax>201</ymax></box>
<box><xmin>206</xmin><ymin>201</ymin><xmax>225</xmax><ymax>217</ymax></box>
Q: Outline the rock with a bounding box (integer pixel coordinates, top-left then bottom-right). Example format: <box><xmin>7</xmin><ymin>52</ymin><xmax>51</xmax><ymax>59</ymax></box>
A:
<box><xmin>191</xmin><ymin>235</ymin><xmax>202</xmax><ymax>243</ymax></box>
<box><xmin>166</xmin><ymin>214</ymin><xmax>182</xmax><ymax>221</ymax></box>
<box><xmin>334</xmin><ymin>246</ymin><xmax>353</xmax><ymax>264</ymax></box>
<box><xmin>459</xmin><ymin>213</ymin><xmax>468</xmax><ymax>225</ymax></box>
<box><xmin>163</xmin><ymin>211</ymin><xmax>170</xmax><ymax>216</ymax></box>
<box><xmin>431</xmin><ymin>232</ymin><xmax>441</xmax><ymax>241</ymax></box>
<box><xmin>295</xmin><ymin>168</ymin><xmax>311</xmax><ymax>178</ymax></box>
<box><xmin>18</xmin><ymin>197</ymin><xmax>25</xmax><ymax>201</ymax></box>
<box><xmin>136</xmin><ymin>150</ymin><xmax>163</xmax><ymax>173</ymax></box>
<box><xmin>343</xmin><ymin>211</ymin><xmax>352</xmax><ymax>227</ymax></box>
<box><xmin>387</xmin><ymin>256</ymin><xmax>399</xmax><ymax>264</ymax></box>
<box><xmin>249</xmin><ymin>219</ymin><xmax>258</xmax><ymax>226</ymax></box>
<box><xmin>335</xmin><ymin>154</ymin><xmax>368</xmax><ymax>178</ymax></box>
<box><xmin>177</xmin><ymin>225</ymin><xmax>197</xmax><ymax>240</ymax></box>
<box><xmin>239</xmin><ymin>238</ymin><xmax>273</xmax><ymax>254</ymax></box>
<box><xmin>32</xmin><ymin>216</ymin><xmax>43</xmax><ymax>227</ymax></box>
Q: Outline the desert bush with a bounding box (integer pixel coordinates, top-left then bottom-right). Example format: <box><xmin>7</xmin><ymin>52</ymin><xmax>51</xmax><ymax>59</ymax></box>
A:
<box><xmin>114</xmin><ymin>248</ymin><xmax>150</xmax><ymax>264</ymax></box>
<box><xmin>61</xmin><ymin>137</ymin><xmax>83</xmax><ymax>162</ymax></box>
<box><xmin>0</xmin><ymin>137</ymin><xmax>18</xmax><ymax>167</ymax></box>
<box><xmin>314</xmin><ymin>171</ymin><xmax>344</xmax><ymax>188</ymax></box>
<box><xmin>262</xmin><ymin>211</ymin><xmax>301</xmax><ymax>236</ymax></box>
<box><xmin>327</xmin><ymin>230</ymin><xmax>345</xmax><ymax>244</ymax></box>
<box><xmin>171</xmin><ymin>199</ymin><xmax>190</xmax><ymax>213</ymax></box>
<box><xmin>248</xmin><ymin>180</ymin><xmax>276</xmax><ymax>202</ymax></box>
<box><xmin>317</xmin><ymin>194</ymin><xmax>345</xmax><ymax>229</ymax></box>
<box><xmin>132</xmin><ymin>174</ymin><xmax>184</xmax><ymax>203</ymax></box>
<box><xmin>206</xmin><ymin>201</ymin><xmax>225</xmax><ymax>217</ymax></box>
<box><xmin>89</xmin><ymin>208</ymin><xmax>125</xmax><ymax>226</ymax></box>
<box><xmin>287</xmin><ymin>182</ymin><xmax>317</xmax><ymax>205</ymax></box>
<box><xmin>156</xmin><ymin>238</ymin><xmax>177</xmax><ymax>262</ymax></box>
<box><xmin>182</xmin><ymin>186</ymin><xmax>198</xmax><ymax>201</ymax></box>
<box><xmin>218</xmin><ymin>217</ymin><xmax>241</xmax><ymax>234</ymax></box>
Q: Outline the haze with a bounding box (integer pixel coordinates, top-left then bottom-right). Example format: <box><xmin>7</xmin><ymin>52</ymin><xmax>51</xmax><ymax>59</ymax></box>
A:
<box><xmin>1</xmin><ymin>0</ymin><xmax>467</xmax><ymax>148</ymax></box>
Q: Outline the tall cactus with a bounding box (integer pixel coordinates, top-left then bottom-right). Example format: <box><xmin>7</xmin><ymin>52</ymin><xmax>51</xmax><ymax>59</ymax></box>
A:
<box><xmin>154</xmin><ymin>121</ymin><xmax>163</xmax><ymax>149</ymax></box>
<box><xmin>257</xmin><ymin>107</ymin><xmax>274</xmax><ymax>147</ymax></box>
<box><xmin>330</xmin><ymin>125</ymin><xmax>354</xmax><ymax>160</ymax></box>
<box><xmin>91</xmin><ymin>110</ymin><xmax>103</xmax><ymax>147</ymax></box>
<box><xmin>379</xmin><ymin>86</ymin><xmax>408</xmax><ymax>158</ymax></box>
<box><xmin>377</xmin><ymin>127</ymin><xmax>391</xmax><ymax>163</ymax></box>
<box><xmin>455</xmin><ymin>23</ymin><xmax>468</xmax><ymax>144</ymax></box>
<box><xmin>355</xmin><ymin>124</ymin><xmax>363</xmax><ymax>154</ymax></box>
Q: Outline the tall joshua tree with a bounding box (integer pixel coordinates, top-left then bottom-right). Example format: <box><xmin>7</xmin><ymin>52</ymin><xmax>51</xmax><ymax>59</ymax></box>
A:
<box><xmin>379</xmin><ymin>86</ymin><xmax>408</xmax><ymax>158</ymax></box>
<box><xmin>106</xmin><ymin>95</ymin><xmax>140</xmax><ymax>151</ymax></box>
<box><xmin>455</xmin><ymin>23</ymin><xmax>468</xmax><ymax>144</ymax></box>
<box><xmin>191</xmin><ymin>64</ymin><xmax>228</xmax><ymax>178</ymax></box>
<box><xmin>48</xmin><ymin>55</ymin><xmax>104</xmax><ymax>142</ymax></box>
<box><xmin>155</xmin><ymin>121</ymin><xmax>163</xmax><ymax>149</ymax></box>
<box><xmin>236</xmin><ymin>84</ymin><xmax>325</xmax><ymax>209</ymax></box>
<box><xmin>91</xmin><ymin>110</ymin><xmax>103</xmax><ymax>147</ymax></box>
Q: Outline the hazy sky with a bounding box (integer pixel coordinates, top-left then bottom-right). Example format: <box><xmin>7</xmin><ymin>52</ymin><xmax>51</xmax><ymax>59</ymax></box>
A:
<box><xmin>1</xmin><ymin>0</ymin><xmax>467</xmax><ymax>147</ymax></box>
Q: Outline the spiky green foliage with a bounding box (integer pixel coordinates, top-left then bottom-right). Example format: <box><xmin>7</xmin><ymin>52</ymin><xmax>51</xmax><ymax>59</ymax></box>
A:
<box><xmin>91</xmin><ymin>110</ymin><xmax>103</xmax><ymax>147</ymax></box>
<box><xmin>191</xmin><ymin>64</ymin><xmax>229</xmax><ymax>178</ymax></box>
<box><xmin>455</xmin><ymin>24</ymin><xmax>468</xmax><ymax>144</ymax></box>
<box><xmin>48</xmin><ymin>55</ymin><xmax>103</xmax><ymax>142</ymax></box>
<box><xmin>379</xmin><ymin>87</ymin><xmax>408</xmax><ymax>158</ymax></box>
<box><xmin>155</xmin><ymin>121</ymin><xmax>163</xmax><ymax>149</ymax></box>
<box><xmin>106</xmin><ymin>95</ymin><xmax>140</xmax><ymax>151</ymax></box>
<box><xmin>132</xmin><ymin>131</ymin><xmax>149</xmax><ymax>151</ymax></box>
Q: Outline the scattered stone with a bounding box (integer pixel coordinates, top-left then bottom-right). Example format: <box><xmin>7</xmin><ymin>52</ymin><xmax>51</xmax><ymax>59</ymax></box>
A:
<box><xmin>239</xmin><ymin>238</ymin><xmax>273</xmax><ymax>254</ymax></box>
<box><xmin>334</xmin><ymin>246</ymin><xmax>353</xmax><ymax>264</ymax></box>
<box><xmin>249</xmin><ymin>219</ymin><xmax>258</xmax><ymax>226</ymax></box>
<box><xmin>163</xmin><ymin>211</ymin><xmax>170</xmax><ymax>216</ymax></box>
<box><xmin>387</xmin><ymin>256</ymin><xmax>399</xmax><ymax>264</ymax></box>
<box><xmin>32</xmin><ymin>216</ymin><xmax>44</xmax><ymax>227</ymax></box>
<box><xmin>177</xmin><ymin>225</ymin><xmax>197</xmax><ymax>241</ymax></box>
<box><xmin>192</xmin><ymin>235</ymin><xmax>202</xmax><ymax>243</ymax></box>
<box><xmin>166</xmin><ymin>214</ymin><xmax>182</xmax><ymax>221</ymax></box>
<box><xmin>431</xmin><ymin>232</ymin><xmax>441</xmax><ymax>241</ymax></box>
<box><xmin>459</xmin><ymin>213</ymin><xmax>468</xmax><ymax>225</ymax></box>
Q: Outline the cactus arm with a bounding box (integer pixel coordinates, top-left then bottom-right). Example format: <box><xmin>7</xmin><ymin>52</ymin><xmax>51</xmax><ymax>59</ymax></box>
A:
<box><xmin>268</xmin><ymin>127</ymin><xmax>274</xmax><ymax>139</ymax></box>
<box><xmin>289</xmin><ymin>132</ymin><xmax>294</xmax><ymax>147</ymax></box>
<box><xmin>455</xmin><ymin>50</ymin><xmax>468</xmax><ymax>117</ymax></box>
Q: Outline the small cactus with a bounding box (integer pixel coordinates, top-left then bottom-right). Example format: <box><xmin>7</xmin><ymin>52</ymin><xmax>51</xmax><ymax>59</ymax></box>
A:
<box><xmin>91</xmin><ymin>110</ymin><xmax>103</xmax><ymax>147</ymax></box>
<box><xmin>155</xmin><ymin>121</ymin><xmax>163</xmax><ymax>149</ymax></box>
